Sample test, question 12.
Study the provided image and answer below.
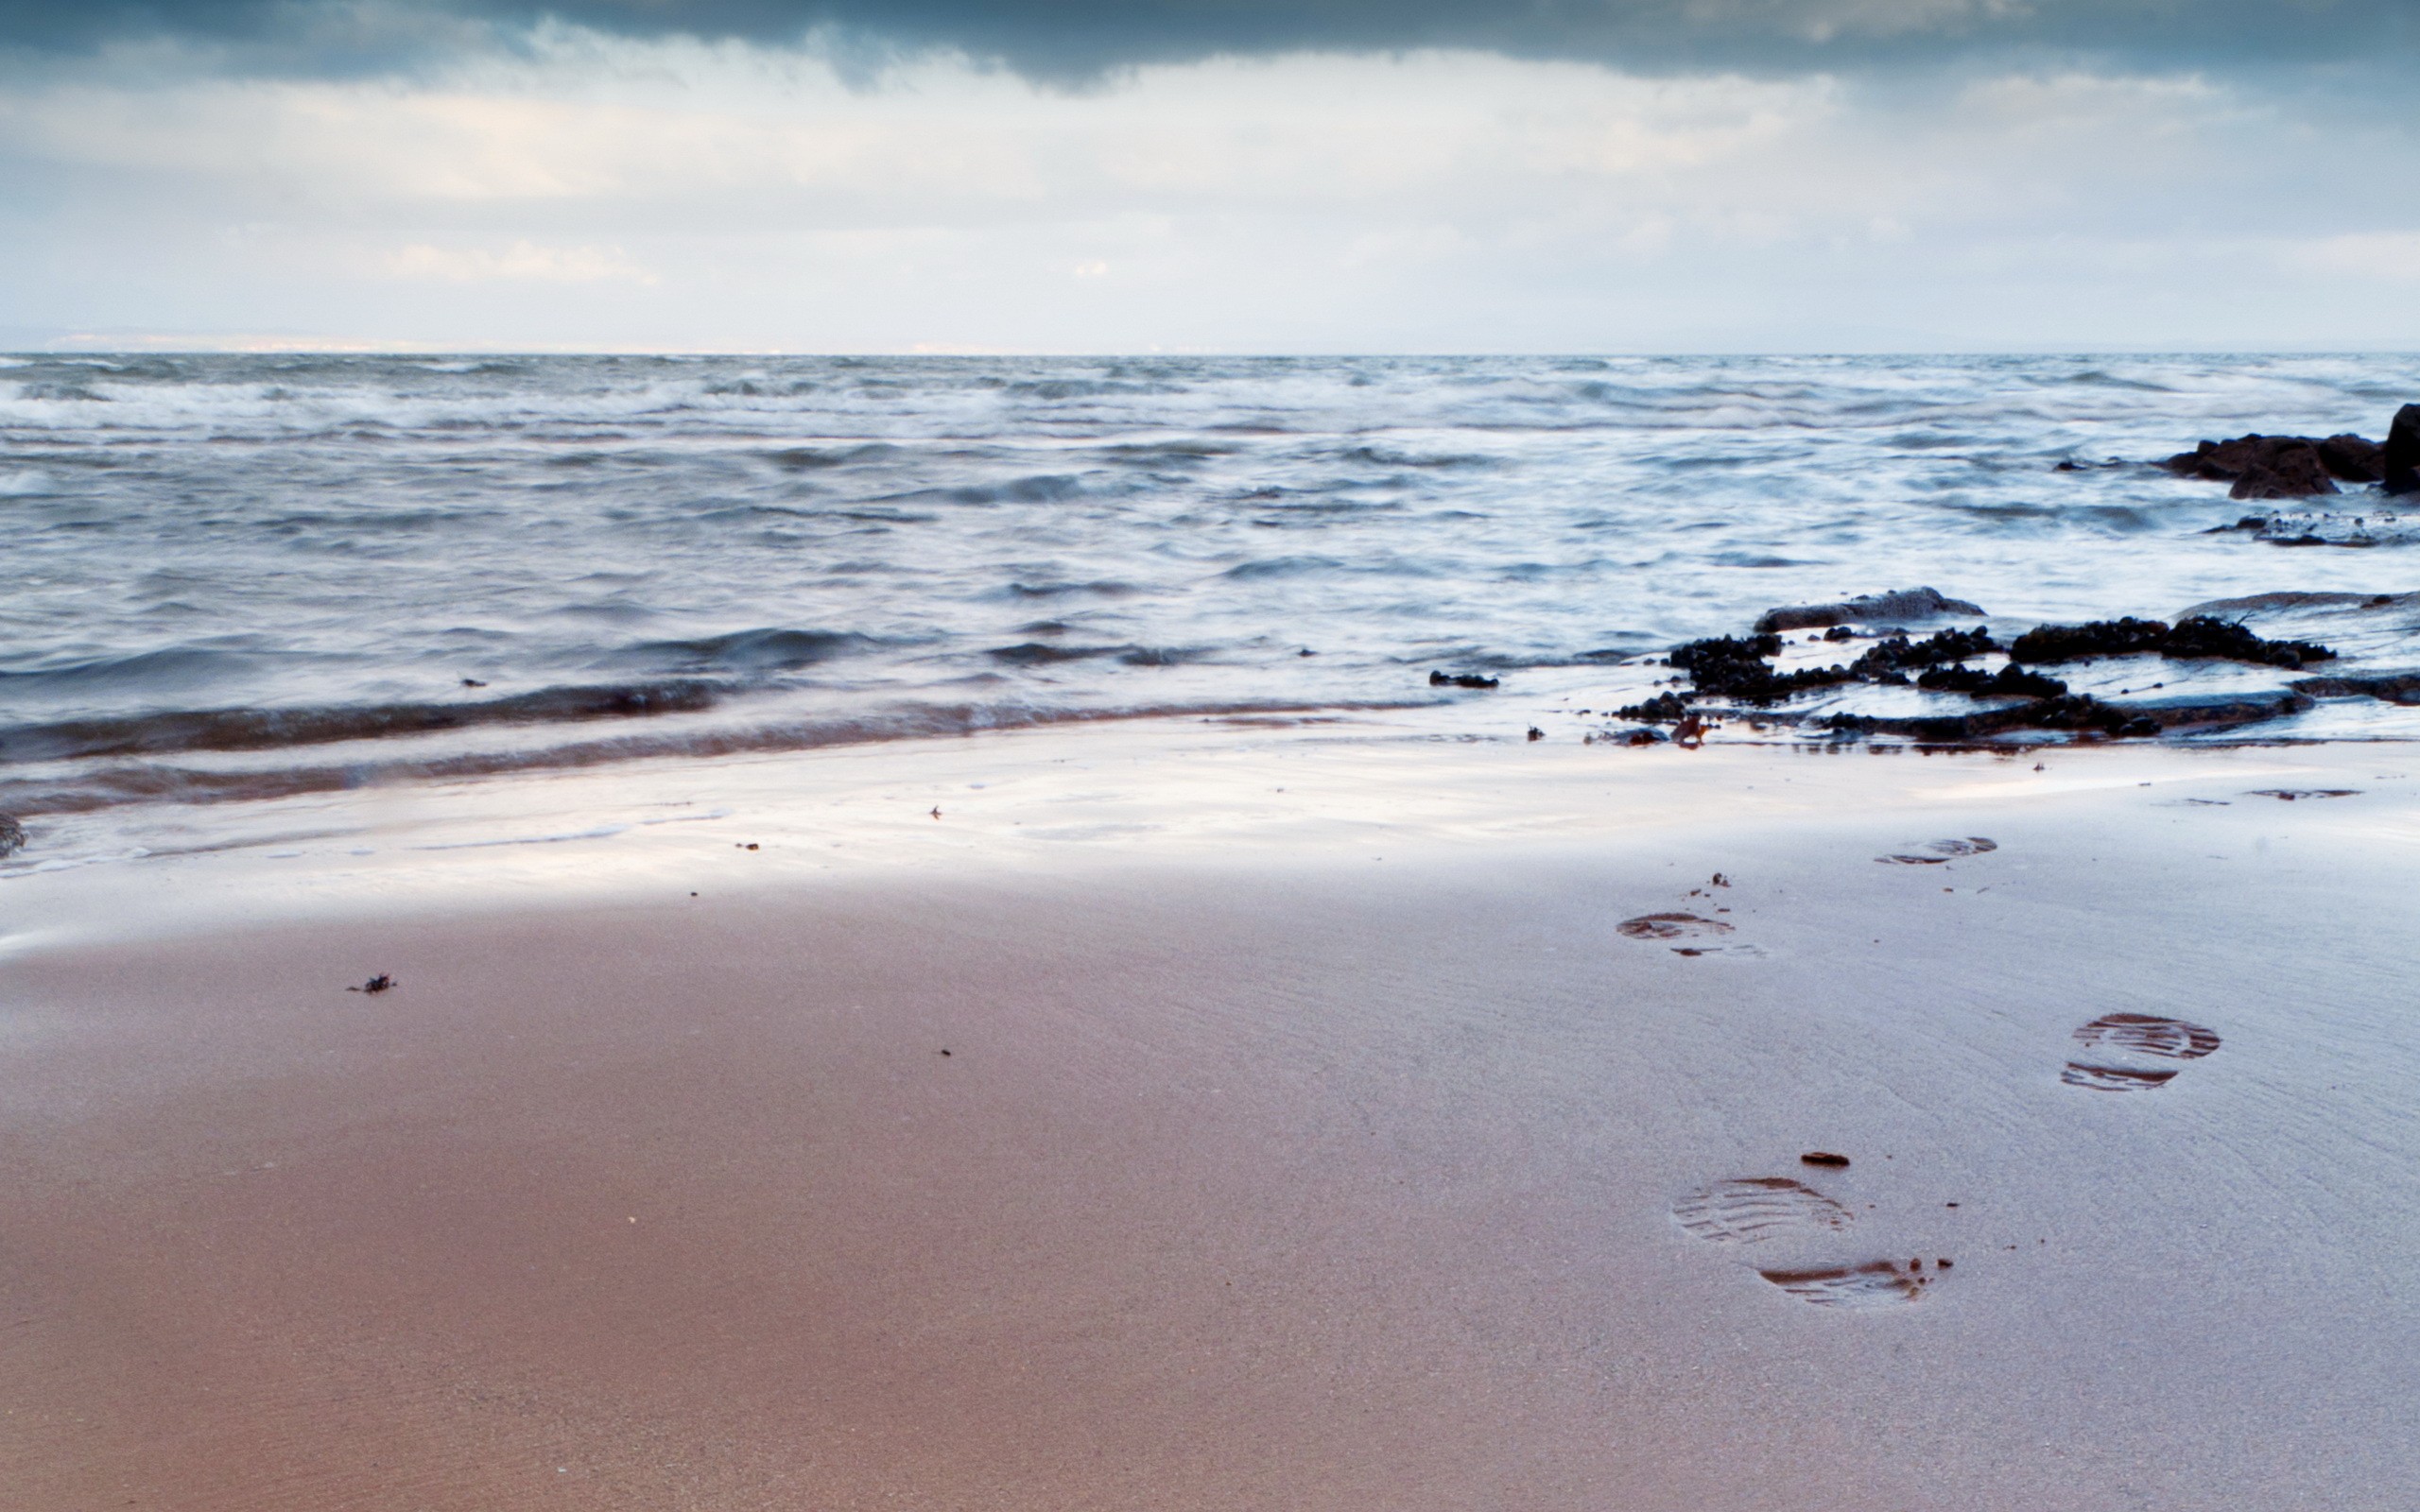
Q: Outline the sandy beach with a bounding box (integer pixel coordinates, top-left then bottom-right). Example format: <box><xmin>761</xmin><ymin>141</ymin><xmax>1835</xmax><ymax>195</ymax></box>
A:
<box><xmin>6</xmin><ymin>721</ymin><xmax>2417</xmax><ymax>1510</ymax></box>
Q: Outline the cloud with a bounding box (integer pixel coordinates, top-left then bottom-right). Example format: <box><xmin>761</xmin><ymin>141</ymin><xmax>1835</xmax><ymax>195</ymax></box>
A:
<box><xmin>0</xmin><ymin>0</ymin><xmax>2412</xmax><ymax>83</ymax></box>
<box><xmin>2294</xmin><ymin>232</ymin><xmax>2420</xmax><ymax>282</ymax></box>
<box><xmin>381</xmin><ymin>239</ymin><xmax>655</xmax><ymax>282</ymax></box>
<box><xmin>3</xmin><ymin>37</ymin><xmax>2416</xmax><ymax>352</ymax></box>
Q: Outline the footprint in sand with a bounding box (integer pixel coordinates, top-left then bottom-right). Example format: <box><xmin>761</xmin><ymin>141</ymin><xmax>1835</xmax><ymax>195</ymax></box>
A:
<box><xmin>1618</xmin><ymin>912</ymin><xmax>1732</xmax><ymax>942</ymax></box>
<box><xmin>2062</xmin><ymin>1012</ymin><xmax>2221</xmax><ymax>1091</ymax></box>
<box><xmin>1674</xmin><ymin>1177</ymin><xmax>1946</xmax><ymax>1309</ymax></box>
<box><xmin>1759</xmin><ymin>1259</ymin><xmax>1949</xmax><ymax>1309</ymax></box>
<box><xmin>1618</xmin><ymin>902</ymin><xmax>1769</xmax><ymax>958</ymax></box>
<box><xmin>1616</xmin><ymin>912</ymin><xmax>1766</xmax><ymax>958</ymax></box>
<box><xmin>1876</xmin><ymin>836</ymin><xmax>1997</xmax><ymax>866</ymax></box>
<box><xmin>1671</xmin><ymin>1177</ymin><xmax>1852</xmax><ymax>1244</ymax></box>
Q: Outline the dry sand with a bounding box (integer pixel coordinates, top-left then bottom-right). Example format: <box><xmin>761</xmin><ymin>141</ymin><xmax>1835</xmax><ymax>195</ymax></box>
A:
<box><xmin>5</xmin><ymin>728</ymin><xmax>2418</xmax><ymax>1510</ymax></box>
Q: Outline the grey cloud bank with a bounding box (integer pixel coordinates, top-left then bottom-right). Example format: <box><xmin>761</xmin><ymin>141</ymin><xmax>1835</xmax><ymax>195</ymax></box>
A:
<box><xmin>1</xmin><ymin>4</ymin><xmax>2415</xmax><ymax>352</ymax></box>
<box><xmin>5</xmin><ymin>0</ymin><xmax>2415</xmax><ymax>79</ymax></box>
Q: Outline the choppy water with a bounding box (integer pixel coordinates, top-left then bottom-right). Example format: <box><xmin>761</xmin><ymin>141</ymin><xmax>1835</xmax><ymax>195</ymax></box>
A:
<box><xmin>5</xmin><ymin>352</ymin><xmax>2418</xmax><ymax>830</ymax></box>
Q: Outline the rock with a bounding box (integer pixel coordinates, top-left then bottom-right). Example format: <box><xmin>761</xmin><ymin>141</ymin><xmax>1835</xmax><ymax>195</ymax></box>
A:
<box><xmin>1754</xmin><ymin>587</ymin><xmax>1985</xmax><ymax>634</ymax></box>
<box><xmin>2292</xmin><ymin>669</ymin><xmax>2420</xmax><ymax>704</ymax></box>
<box><xmin>2229</xmin><ymin>440</ymin><xmax>2338</xmax><ymax>501</ymax></box>
<box><xmin>2177</xmin><ymin>590</ymin><xmax>2415</xmax><ymax>618</ymax></box>
<box><xmin>2163</xmin><ymin>425</ymin><xmax>2405</xmax><ymax>492</ymax></box>
<box><xmin>0</xmin><ymin>815</ymin><xmax>21</xmax><ymax>859</ymax></box>
<box><xmin>1821</xmin><ymin>688</ymin><xmax>2308</xmax><ymax>743</ymax></box>
<box><xmin>2160</xmin><ymin>436</ymin><xmax>2264</xmax><ymax>481</ymax></box>
<box><xmin>2387</xmin><ymin>404</ymin><xmax>2420</xmax><ymax>494</ymax></box>
<box><xmin>1429</xmin><ymin>670</ymin><xmax>1498</xmax><ymax>689</ymax></box>
<box><xmin>2317</xmin><ymin>434</ymin><xmax>2384</xmax><ymax>483</ymax></box>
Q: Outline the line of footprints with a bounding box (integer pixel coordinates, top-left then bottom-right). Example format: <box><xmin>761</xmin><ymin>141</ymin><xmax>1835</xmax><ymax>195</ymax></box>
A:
<box><xmin>1639</xmin><ymin>836</ymin><xmax>2225</xmax><ymax>1309</ymax></box>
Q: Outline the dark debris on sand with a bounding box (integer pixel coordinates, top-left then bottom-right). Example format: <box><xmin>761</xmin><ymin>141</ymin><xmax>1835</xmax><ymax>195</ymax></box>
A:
<box><xmin>0</xmin><ymin>815</ymin><xmax>23</xmax><ymax>859</ymax></box>
<box><xmin>348</xmin><ymin>974</ymin><xmax>396</xmax><ymax>994</ymax></box>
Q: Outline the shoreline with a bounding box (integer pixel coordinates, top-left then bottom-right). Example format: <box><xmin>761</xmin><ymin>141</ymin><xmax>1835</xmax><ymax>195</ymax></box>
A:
<box><xmin>0</xmin><ymin>707</ymin><xmax>2402</xmax><ymax>954</ymax></box>
<box><xmin>7</xmin><ymin>729</ymin><xmax>2419</xmax><ymax>1508</ymax></box>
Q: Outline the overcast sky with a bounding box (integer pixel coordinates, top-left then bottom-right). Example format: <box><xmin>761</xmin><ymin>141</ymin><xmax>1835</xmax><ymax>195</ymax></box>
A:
<box><xmin>3</xmin><ymin>0</ymin><xmax>2414</xmax><ymax>352</ymax></box>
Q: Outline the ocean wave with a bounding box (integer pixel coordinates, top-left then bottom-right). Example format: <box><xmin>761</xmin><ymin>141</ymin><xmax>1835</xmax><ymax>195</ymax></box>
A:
<box><xmin>993</xmin><ymin>579</ymin><xmax>1141</xmax><ymax>599</ymax></box>
<box><xmin>1220</xmin><ymin>555</ymin><xmax>1345</xmax><ymax>579</ymax></box>
<box><xmin>610</xmin><ymin>628</ymin><xmax>887</xmax><ymax>674</ymax></box>
<box><xmin>765</xmin><ymin>442</ymin><xmax>904</xmax><ymax>470</ymax></box>
<box><xmin>0</xmin><ymin>679</ymin><xmax>721</xmax><ymax>764</ymax></box>
<box><xmin>0</xmin><ymin>644</ymin><xmax>269</xmax><ymax>694</ymax></box>
<box><xmin>0</xmin><ymin>697</ymin><xmax>1423</xmax><ymax>819</ymax></box>
<box><xmin>878</xmin><ymin>473</ymin><xmax>1093</xmax><ymax>507</ymax></box>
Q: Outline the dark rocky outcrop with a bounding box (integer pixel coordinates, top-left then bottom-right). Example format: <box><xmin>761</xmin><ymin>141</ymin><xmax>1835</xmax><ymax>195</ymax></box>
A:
<box><xmin>2010</xmin><ymin>615</ymin><xmax>2333</xmax><ymax>670</ymax></box>
<box><xmin>0</xmin><ymin>815</ymin><xmax>21</xmax><ymax>859</ymax></box>
<box><xmin>1626</xmin><ymin>626</ymin><xmax>2013</xmax><ymax>717</ymax></box>
<box><xmin>1639</xmin><ymin>626</ymin><xmax>2003</xmax><ymax>711</ymax></box>
<box><xmin>1914</xmin><ymin>662</ymin><xmax>2068</xmax><ymax>699</ymax></box>
<box><xmin>1849</xmin><ymin>627</ymin><xmax>1999</xmax><ymax>679</ymax></box>
<box><xmin>1753</xmin><ymin>587</ymin><xmax>1984</xmax><ymax>634</ymax></box>
<box><xmin>1616</xmin><ymin>607</ymin><xmax>2336</xmax><ymax>743</ymax></box>
<box><xmin>1667</xmin><ymin>634</ymin><xmax>1831</xmax><ymax>702</ymax></box>
<box><xmin>2387</xmin><ymin>404</ymin><xmax>2420</xmax><ymax>494</ymax></box>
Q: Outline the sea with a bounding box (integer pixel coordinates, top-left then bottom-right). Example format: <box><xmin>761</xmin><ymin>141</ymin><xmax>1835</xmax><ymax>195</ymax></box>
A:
<box><xmin>6</xmin><ymin>351</ymin><xmax>2418</xmax><ymax>865</ymax></box>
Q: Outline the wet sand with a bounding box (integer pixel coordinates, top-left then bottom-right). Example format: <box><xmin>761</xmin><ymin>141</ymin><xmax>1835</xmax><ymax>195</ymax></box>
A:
<box><xmin>6</xmin><ymin>734</ymin><xmax>2420</xmax><ymax>1510</ymax></box>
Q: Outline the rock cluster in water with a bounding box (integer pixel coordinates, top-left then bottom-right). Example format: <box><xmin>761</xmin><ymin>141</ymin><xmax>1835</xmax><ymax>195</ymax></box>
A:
<box><xmin>2149</xmin><ymin>403</ymin><xmax>2420</xmax><ymax>500</ymax></box>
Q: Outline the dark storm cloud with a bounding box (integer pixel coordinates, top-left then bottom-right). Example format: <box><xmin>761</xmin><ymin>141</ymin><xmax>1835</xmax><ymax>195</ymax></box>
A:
<box><xmin>3</xmin><ymin>0</ymin><xmax>2413</xmax><ymax>77</ymax></box>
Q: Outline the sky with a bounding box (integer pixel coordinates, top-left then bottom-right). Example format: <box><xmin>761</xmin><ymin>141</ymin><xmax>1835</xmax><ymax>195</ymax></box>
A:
<box><xmin>2</xmin><ymin>0</ymin><xmax>2415</xmax><ymax>352</ymax></box>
